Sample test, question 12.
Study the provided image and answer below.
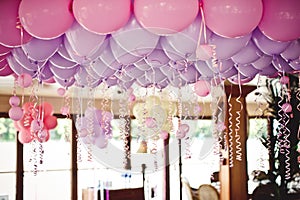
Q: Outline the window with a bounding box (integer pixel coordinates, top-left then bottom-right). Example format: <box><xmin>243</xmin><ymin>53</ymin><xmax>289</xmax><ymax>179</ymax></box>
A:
<box><xmin>0</xmin><ymin>117</ymin><xmax>17</xmax><ymax>200</ymax></box>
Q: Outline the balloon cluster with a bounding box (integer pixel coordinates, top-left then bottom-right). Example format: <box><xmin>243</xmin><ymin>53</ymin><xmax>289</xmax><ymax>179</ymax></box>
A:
<box><xmin>76</xmin><ymin>107</ymin><xmax>113</xmax><ymax>149</ymax></box>
<box><xmin>0</xmin><ymin>0</ymin><xmax>299</xmax><ymax>90</ymax></box>
<box><xmin>12</xmin><ymin>101</ymin><xmax>58</xmax><ymax>144</ymax></box>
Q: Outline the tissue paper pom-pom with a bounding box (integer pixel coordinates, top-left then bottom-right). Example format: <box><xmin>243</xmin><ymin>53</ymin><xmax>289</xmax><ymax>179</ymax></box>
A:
<box><xmin>9</xmin><ymin>106</ymin><xmax>23</xmax><ymax>121</ymax></box>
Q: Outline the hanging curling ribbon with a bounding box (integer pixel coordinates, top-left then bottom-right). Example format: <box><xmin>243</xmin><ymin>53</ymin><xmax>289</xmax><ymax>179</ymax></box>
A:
<box><xmin>118</xmin><ymin>88</ymin><xmax>130</xmax><ymax>169</ymax></box>
<box><xmin>234</xmin><ymin>70</ymin><xmax>243</xmax><ymax>162</ymax></box>
<box><xmin>86</xmin><ymin>66</ymin><xmax>96</xmax><ymax>162</ymax></box>
<box><xmin>227</xmin><ymin>91</ymin><xmax>234</xmax><ymax>168</ymax></box>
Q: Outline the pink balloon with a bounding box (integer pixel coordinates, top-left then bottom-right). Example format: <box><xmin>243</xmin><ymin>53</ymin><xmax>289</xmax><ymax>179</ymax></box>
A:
<box><xmin>0</xmin><ymin>64</ymin><xmax>14</xmax><ymax>77</ymax></box>
<box><xmin>112</xmin><ymin>16</ymin><xmax>160</xmax><ymax>57</ymax></box>
<box><xmin>43</xmin><ymin>115</ymin><xmax>57</xmax><ymax>130</ymax></box>
<box><xmin>134</xmin><ymin>0</ymin><xmax>199</xmax><ymax>35</ymax></box>
<box><xmin>0</xmin><ymin>0</ymin><xmax>32</xmax><ymax>47</ymax></box>
<box><xmin>73</xmin><ymin>0</ymin><xmax>131</xmax><ymax>35</ymax></box>
<box><xmin>194</xmin><ymin>80</ymin><xmax>211</xmax><ymax>97</ymax></box>
<box><xmin>21</xmin><ymin>36</ymin><xmax>62</xmax><ymax>61</ymax></box>
<box><xmin>9</xmin><ymin>106</ymin><xmax>24</xmax><ymax>121</ymax></box>
<box><xmin>165</xmin><ymin>14</ymin><xmax>213</xmax><ymax>61</ymax></box>
<box><xmin>19</xmin><ymin>0</ymin><xmax>74</xmax><ymax>39</ymax></box>
<box><xmin>258</xmin><ymin>0</ymin><xmax>300</xmax><ymax>42</ymax></box>
<box><xmin>0</xmin><ymin>44</ymin><xmax>11</xmax><ymax>56</ymax></box>
<box><xmin>203</xmin><ymin>0</ymin><xmax>263</xmax><ymax>38</ymax></box>
<box><xmin>65</xmin><ymin>22</ymin><xmax>107</xmax><ymax>57</ymax></box>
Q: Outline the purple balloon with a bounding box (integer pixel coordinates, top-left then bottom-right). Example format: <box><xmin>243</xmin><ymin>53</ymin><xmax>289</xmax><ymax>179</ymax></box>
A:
<box><xmin>160</xmin><ymin>37</ymin><xmax>185</xmax><ymax>61</ymax></box>
<box><xmin>252</xmin><ymin>54</ymin><xmax>273</xmax><ymax>70</ymax></box>
<box><xmin>168</xmin><ymin>74</ymin><xmax>187</xmax><ymax>87</ymax></box>
<box><xmin>136</xmin><ymin>75</ymin><xmax>152</xmax><ymax>87</ymax></box>
<box><xmin>168</xmin><ymin>59</ymin><xmax>188</xmax><ymax>70</ymax></box>
<box><xmin>258</xmin><ymin>64</ymin><xmax>278</xmax><ymax>77</ymax></box>
<box><xmin>118</xmin><ymin>79</ymin><xmax>135</xmax><ymax>90</ymax></box>
<box><xmin>208</xmin><ymin>33</ymin><xmax>251</xmax><ymax>59</ymax></box>
<box><xmin>207</xmin><ymin>59</ymin><xmax>234</xmax><ymax>73</ymax></box>
<box><xmin>57</xmin><ymin>43</ymin><xmax>74</xmax><ymax>62</ymax></box>
<box><xmin>54</xmin><ymin>76</ymin><xmax>75</xmax><ymax>88</ymax></box>
<box><xmin>49</xmin><ymin>53</ymin><xmax>77</xmax><ymax>69</ymax></box>
<box><xmin>91</xmin><ymin>58</ymin><xmax>116</xmax><ymax>78</ymax></box>
<box><xmin>105</xmin><ymin>75</ymin><xmax>118</xmax><ymax>87</ymax></box>
<box><xmin>65</xmin><ymin>22</ymin><xmax>107</xmax><ymax>57</ymax></box>
<box><xmin>220</xmin><ymin>66</ymin><xmax>238</xmax><ymax>79</ymax></box>
<box><xmin>144</xmin><ymin>48</ymin><xmax>170</xmax><ymax>68</ymax></box>
<box><xmin>179</xmin><ymin>64</ymin><xmax>200</xmax><ymax>83</ymax></box>
<box><xmin>235</xmin><ymin>64</ymin><xmax>260</xmax><ymax>78</ymax></box>
<box><xmin>6</xmin><ymin>54</ymin><xmax>37</xmax><ymax>77</ymax></box>
<box><xmin>194</xmin><ymin>60</ymin><xmax>214</xmax><ymax>78</ymax></box>
<box><xmin>228</xmin><ymin>74</ymin><xmax>254</xmax><ymax>85</ymax></box>
<box><xmin>21</xmin><ymin>36</ymin><xmax>62</xmax><ymax>61</ymax></box>
<box><xmin>112</xmin><ymin>16</ymin><xmax>160</xmax><ymax>57</ymax></box>
<box><xmin>145</xmin><ymin>67</ymin><xmax>166</xmax><ymax>84</ymax></box>
<box><xmin>98</xmin><ymin>39</ymin><xmax>122</xmax><ymax>70</ymax></box>
<box><xmin>110</xmin><ymin>38</ymin><xmax>143</xmax><ymax>65</ymax></box>
<box><xmin>281</xmin><ymin>39</ymin><xmax>300</xmax><ymax>61</ymax></box>
<box><xmin>124</xmin><ymin>65</ymin><xmax>145</xmax><ymax>79</ymax></box>
<box><xmin>160</xmin><ymin>64</ymin><xmax>178</xmax><ymax>79</ymax></box>
<box><xmin>134</xmin><ymin>59</ymin><xmax>152</xmax><ymax>71</ymax></box>
<box><xmin>49</xmin><ymin>62</ymin><xmax>79</xmax><ymax>80</ymax></box>
<box><xmin>231</xmin><ymin>40</ymin><xmax>262</xmax><ymax>64</ymax></box>
<box><xmin>75</xmin><ymin>67</ymin><xmax>100</xmax><ymax>88</ymax></box>
<box><xmin>289</xmin><ymin>57</ymin><xmax>300</xmax><ymax>70</ymax></box>
<box><xmin>155</xmin><ymin>78</ymin><xmax>169</xmax><ymax>89</ymax></box>
<box><xmin>39</xmin><ymin>62</ymin><xmax>54</xmax><ymax>81</ymax></box>
<box><xmin>83</xmin><ymin>64</ymin><xmax>102</xmax><ymax>80</ymax></box>
<box><xmin>115</xmin><ymin>70</ymin><xmax>134</xmax><ymax>82</ymax></box>
<box><xmin>165</xmin><ymin>14</ymin><xmax>212</xmax><ymax>61</ymax></box>
<box><xmin>272</xmin><ymin>55</ymin><xmax>294</xmax><ymax>73</ymax></box>
<box><xmin>252</xmin><ymin>28</ymin><xmax>291</xmax><ymax>56</ymax></box>
<box><xmin>0</xmin><ymin>62</ymin><xmax>14</xmax><ymax>76</ymax></box>
<box><xmin>11</xmin><ymin>47</ymin><xmax>46</xmax><ymax>71</ymax></box>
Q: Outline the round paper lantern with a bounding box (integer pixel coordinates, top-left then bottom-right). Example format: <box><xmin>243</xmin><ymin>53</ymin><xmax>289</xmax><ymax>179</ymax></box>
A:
<box><xmin>134</xmin><ymin>0</ymin><xmax>199</xmax><ymax>35</ymax></box>
<box><xmin>258</xmin><ymin>0</ymin><xmax>300</xmax><ymax>42</ymax></box>
<box><xmin>19</xmin><ymin>0</ymin><xmax>74</xmax><ymax>39</ymax></box>
<box><xmin>203</xmin><ymin>0</ymin><xmax>263</xmax><ymax>38</ymax></box>
<box><xmin>9</xmin><ymin>106</ymin><xmax>23</xmax><ymax>121</ymax></box>
<box><xmin>0</xmin><ymin>0</ymin><xmax>32</xmax><ymax>47</ymax></box>
<box><xmin>73</xmin><ymin>0</ymin><xmax>131</xmax><ymax>34</ymax></box>
<box><xmin>9</xmin><ymin>96</ymin><xmax>21</xmax><ymax>107</ymax></box>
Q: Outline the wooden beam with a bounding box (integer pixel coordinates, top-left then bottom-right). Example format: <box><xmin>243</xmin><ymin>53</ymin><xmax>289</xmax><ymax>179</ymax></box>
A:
<box><xmin>220</xmin><ymin>84</ymin><xmax>256</xmax><ymax>200</ymax></box>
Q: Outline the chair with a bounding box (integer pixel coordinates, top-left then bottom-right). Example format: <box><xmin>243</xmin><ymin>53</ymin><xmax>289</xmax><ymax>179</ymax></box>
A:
<box><xmin>102</xmin><ymin>187</ymin><xmax>145</xmax><ymax>200</ymax></box>
<box><xmin>198</xmin><ymin>184</ymin><xmax>219</xmax><ymax>200</ymax></box>
<box><xmin>181</xmin><ymin>177</ymin><xmax>199</xmax><ymax>200</ymax></box>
